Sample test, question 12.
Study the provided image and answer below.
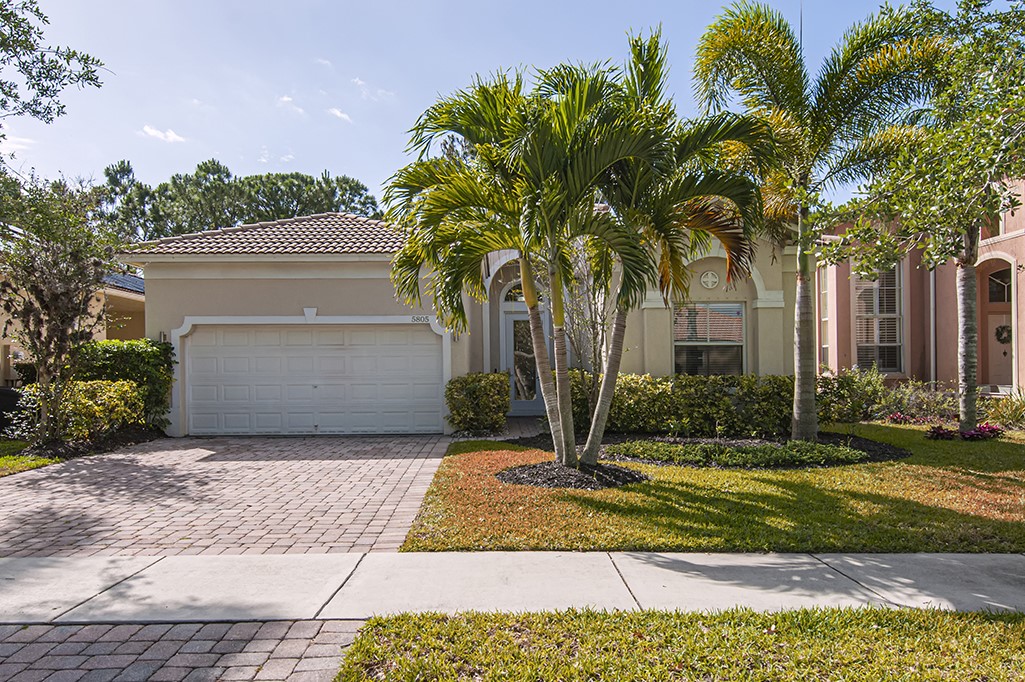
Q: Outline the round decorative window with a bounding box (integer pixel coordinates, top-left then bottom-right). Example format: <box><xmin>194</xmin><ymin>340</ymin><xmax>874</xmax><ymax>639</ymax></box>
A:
<box><xmin>699</xmin><ymin>270</ymin><xmax>720</xmax><ymax>290</ymax></box>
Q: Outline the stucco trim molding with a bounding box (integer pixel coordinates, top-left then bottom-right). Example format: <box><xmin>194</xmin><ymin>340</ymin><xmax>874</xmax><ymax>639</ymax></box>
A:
<box><xmin>166</xmin><ymin>310</ymin><xmax>452</xmax><ymax>437</ymax></box>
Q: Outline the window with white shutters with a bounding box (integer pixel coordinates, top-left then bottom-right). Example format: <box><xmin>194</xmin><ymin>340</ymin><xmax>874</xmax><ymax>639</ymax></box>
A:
<box><xmin>854</xmin><ymin>267</ymin><xmax>902</xmax><ymax>372</ymax></box>
<box><xmin>673</xmin><ymin>303</ymin><xmax>745</xmax><ymax>375</ymax></box>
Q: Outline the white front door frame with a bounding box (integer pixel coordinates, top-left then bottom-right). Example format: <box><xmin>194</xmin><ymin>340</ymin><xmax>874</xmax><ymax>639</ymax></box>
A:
<box><xmin>167</xmin><ymin>308</ymin><xmax>452</xmax><ymax>436</ymax></box>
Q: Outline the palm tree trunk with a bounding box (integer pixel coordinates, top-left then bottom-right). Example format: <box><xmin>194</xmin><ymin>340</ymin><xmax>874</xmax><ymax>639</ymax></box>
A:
<box><xmin>957</xmin><ymin>227</ymin><xmax>980</xmax><ymax>431</ymax></box>
<box><xmin>580</xmin><ymin>305</ymin><xmax>628</xmax><ymax>465</ymax></box>
<box><xmin>791</xmin><ymin>206</ymin><xmax>819</xmax><ymax>441</ymax></box>
<box><xmin>550</xmin><ymin>268</ymin><xmax>577</xmax><ymax>466</ymax></box>
<box><xmin>519</xmin><ymin>258</ymin><xmax>566</xmax><ymax>463</ymax></box>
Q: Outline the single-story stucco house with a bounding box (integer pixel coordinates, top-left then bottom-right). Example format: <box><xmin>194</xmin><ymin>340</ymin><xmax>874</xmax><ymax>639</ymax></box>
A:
<box><xmin>126</xmin><ymin>212</ymin><xmax>801</xmax><ymax>437</ymax></box>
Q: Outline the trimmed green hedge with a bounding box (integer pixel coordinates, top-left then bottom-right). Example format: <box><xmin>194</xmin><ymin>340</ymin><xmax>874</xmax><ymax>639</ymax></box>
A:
<box><xmin>9</xmin><ymin>380</ymin><xmax>145</xmax><ymax>441</ymax></box>
<box><xmin>571</xmin><ymin>371</ymin><xmax>794</xmax><ymax>438</ymax></box>
<box><xmin>73</xmin><ymin>340</ymin><xmax>175</xmax><ymax>428</ymax></box>
<box><xmin>13</xmin><ymin>339</ymin><xmax>175</xmax><ymax>428</ymax></box>
<box><xmin>606</xmin><ymin>439</ymin><xmax>869</xmax><ymax>468</ymax></box>
<box><xmin>445</xmin><ymin>372</ymin><xmax>510</xmax><ymax>434</ymax></box>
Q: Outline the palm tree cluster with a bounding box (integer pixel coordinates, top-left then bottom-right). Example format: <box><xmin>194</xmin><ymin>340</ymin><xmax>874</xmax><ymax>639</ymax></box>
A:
<box><xmin>388</xmin><ymin>31</ymin><xmax>769</xmax><ymax>466</ymax></box>
<box><xmin>388</xmin><ymin>2</ymin><xmax>950</xmax><ymax>467</ymax></box>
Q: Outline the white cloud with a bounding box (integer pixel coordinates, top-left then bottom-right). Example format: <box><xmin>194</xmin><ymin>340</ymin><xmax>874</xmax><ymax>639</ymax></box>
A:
<box><xmin>276</xmin><ymin>95</ymin><xmax>305</xmax><ymax>115</ymax></box>
<box><xmin>327</xmin><ymin>107</ymin><xmax>352</xmax><ymax>123</ymax></box>
<box><xmin>140</xmin><ymin>125</ymin><xmax>185</xmax><ymax>143</ymax></box>
<box><xmin>257</xmin><ymin>146</ymin><xmax>270</xmax><ymax>164</ymax></box>
<box><xmin>279</xmin><ymin>153</ymin><xmax>295</xmax><ymax>163</ymax></box>
<box><xmin>315</xmin><ymin>58</ymin><xmax>333</xmax><ymax>68</ymax></box>
<box><xmin>0</xmin><ymin>135</ymin><xmax>35</xmax><ymax>154</ymax></box>
<box><xmin>351</xmin><ymin>76</ymin><xmax>394</xmax><ymax>101</ymax></box>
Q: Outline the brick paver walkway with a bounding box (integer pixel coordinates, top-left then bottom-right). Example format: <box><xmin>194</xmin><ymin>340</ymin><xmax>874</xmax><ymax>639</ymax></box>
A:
<box><xmin>0</xmin><ymin>619</ymin><xmax>363</xmax><ymax>681</ymax></box>
<box><xmin>0</xmin><ymin>436</ymin><xmax>447</xmax><ymax>557</ymax></box>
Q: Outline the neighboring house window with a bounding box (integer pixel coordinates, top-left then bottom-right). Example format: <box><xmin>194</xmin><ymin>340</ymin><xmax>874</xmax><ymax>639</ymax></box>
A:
<box><xmin>989</xmin><ymin>268</ymin><xmax>1012</xmax><ymax>303</ymax></box>
<box><xmin>854</xmin><ymin>267</ymin><xmax>902</xmax><ymax>373</ymax></box>
<box><xmin>818</xmin><ymin>267</ymin><xmax>829</xmax><ymax>366</ymax></box>
<box><xmin>674</xmin><ymin>303</ymin><xmax>744</xmax><ymax>375</ymax></box>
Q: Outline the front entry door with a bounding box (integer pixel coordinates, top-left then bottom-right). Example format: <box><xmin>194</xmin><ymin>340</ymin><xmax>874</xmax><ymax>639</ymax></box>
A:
<box><xmin>987</xmin><ymin>313</ymin><xmax>1013</xmax><ymax>389</ymax></box>
<box><xmin>503</xmin><ymin>312</ymin><xmax>547</xmax><ymax>416</ymax></box>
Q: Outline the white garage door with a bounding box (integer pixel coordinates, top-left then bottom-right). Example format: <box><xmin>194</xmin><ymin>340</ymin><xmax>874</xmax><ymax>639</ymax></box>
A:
<box><xmin>185</xmin><ymin>325</ymin><xmax>444</xmax><ymax>435</ymax></box>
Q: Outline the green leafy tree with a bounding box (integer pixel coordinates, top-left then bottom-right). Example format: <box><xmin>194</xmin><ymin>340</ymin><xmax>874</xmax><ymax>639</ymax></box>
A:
<box><xmin>694</xmin><ymin>1</ymin><xmax>945</xmax><ymax>440</ymax></box>
<box><xmin>0</xmin><ymin>175</ymin><xmax>120</xmax><ymax>443</ymax></box>
<box><xmin>98</xmin><ymin>160</ymin><xmax>381</xmax><ymax>241</ymax></box>
<box><xmin>0</xmin><ymin>0</ymin><xmax>102</xmax><ymax>167</ymax></box>
<box><xmin>823</xmin><ymin>0</ymin><xmax>1025</xmax><ymax>431</ymax></box>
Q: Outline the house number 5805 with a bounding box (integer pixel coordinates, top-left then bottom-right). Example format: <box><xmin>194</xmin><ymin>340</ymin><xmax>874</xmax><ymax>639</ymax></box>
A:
<box><xmin>411</xmin><ymin>315</ymin><xmax>431</xmax><ymax>324</ymax></box>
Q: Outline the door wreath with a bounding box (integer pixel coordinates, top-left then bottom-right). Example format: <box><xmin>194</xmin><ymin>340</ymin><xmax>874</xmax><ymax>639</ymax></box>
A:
<box><xmin>996</xmin><ymin>324</ymin><xmax>1012</xmax><ymax>345</ymax></box>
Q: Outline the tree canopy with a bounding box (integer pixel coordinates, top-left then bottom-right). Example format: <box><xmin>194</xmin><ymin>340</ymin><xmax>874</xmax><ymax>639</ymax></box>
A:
<box><xmin>98</xmin><ymin>159</ymin><xmax>381</xmax><ymax>242</ymax></box>
<box><xmin>0</xmin><ymin>0</ymin><xmax>102</xmax><ymax>168</ymax></box>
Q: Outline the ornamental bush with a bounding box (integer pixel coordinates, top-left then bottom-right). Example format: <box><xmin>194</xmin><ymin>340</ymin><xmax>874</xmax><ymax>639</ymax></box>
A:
<box><xmin>73</xmin><ymin>339</ymin><xmax>175</xmax><ymax>428</ymax></box>
<box><xmin>7</xmin><ymin>380</ymin><xmax>145</xmax><ymax>442</ymax></box>
<box><xmin>12</xmin><ymin>339</ymin><xmax>175</xmax><ymax>429</ymax></box>
<box><xmin>817</xmin><ymin>367</ymin><xmax>888</xmax><ymax>424</ymax></box>
<box><xmin>445</xmin><ymin>372</ymin><xmax>510</xmax><ymax>434</ymax></box>
<box><xmin>569</xmin><ymin>372</ymin><xmax>793</xmax><ymax>438</ymax></box>
<box><xmin>606</xmin><ymin>439</ymin><xmax>868</xmax><ymax>468</ymax></box>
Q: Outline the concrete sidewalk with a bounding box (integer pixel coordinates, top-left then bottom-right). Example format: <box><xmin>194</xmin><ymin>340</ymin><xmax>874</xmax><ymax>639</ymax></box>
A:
<box><xmin>2</xmin><ymin>552</ymin><xmax>1024</xmax><ymax>624</ymax></box>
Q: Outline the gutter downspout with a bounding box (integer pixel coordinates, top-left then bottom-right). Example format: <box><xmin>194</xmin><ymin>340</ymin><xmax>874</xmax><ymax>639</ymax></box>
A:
<box><xmin>930</xmin><ymin>268</ymin><xmax>937</xmax><ymax>389</ymax></box>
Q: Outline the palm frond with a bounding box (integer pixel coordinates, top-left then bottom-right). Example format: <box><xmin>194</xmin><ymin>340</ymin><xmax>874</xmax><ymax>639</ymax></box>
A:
<box><xmin>694</xmin><ymin>1</ymin><xmax>810</xmax><ymax>120</ymax></box>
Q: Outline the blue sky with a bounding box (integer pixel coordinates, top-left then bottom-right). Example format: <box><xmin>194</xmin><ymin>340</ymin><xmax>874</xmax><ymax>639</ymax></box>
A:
<box><xmin>4</xmin><ymin>0</ymin><xmax>957</xmax><ymax>203</ymax></box>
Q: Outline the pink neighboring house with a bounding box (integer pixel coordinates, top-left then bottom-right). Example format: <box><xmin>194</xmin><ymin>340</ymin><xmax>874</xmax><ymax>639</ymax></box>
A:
<box><xmin>818</xmin><ymin>179</ymin><xmax>1025</xmax><ymax>395</ymax></box>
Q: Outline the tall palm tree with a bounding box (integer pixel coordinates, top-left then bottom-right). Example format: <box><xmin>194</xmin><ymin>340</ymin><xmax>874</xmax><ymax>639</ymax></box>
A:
<box><xmin>695</xmin><ymin>2</ymin><xmax>944</xmax><ymax>440</ymax></box>
<box><xmin>580</xmin><ymin>31</ymin><xmax>769</xmax><ymax>464</ymax></box>
<box><xmin>388</xmin><ymin>68</ymin><xmax>657</xmax><ymax>466</ymax></box>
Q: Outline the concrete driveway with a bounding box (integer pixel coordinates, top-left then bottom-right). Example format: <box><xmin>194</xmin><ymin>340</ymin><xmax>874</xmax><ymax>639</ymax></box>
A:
<box><xmin>0</xmin><ymin>436</ymin><xmax>448</xmax><ymax>557</ymax></box>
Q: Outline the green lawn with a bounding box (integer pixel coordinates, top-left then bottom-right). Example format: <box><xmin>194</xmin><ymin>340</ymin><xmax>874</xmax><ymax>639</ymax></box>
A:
<box><xmin>0</xmin><ymin>440</ymin><xmax>58</xmax><ymax>477</ymax></box>
<box><xmin>402</xmin><ymin>424</ymin><xmax>1025</xmax><ymax>552</ymax></box>
<box><xmin>337</xmin><ymin>608</ymin><xmax>1025</xmax><ymax>681</ymax></box>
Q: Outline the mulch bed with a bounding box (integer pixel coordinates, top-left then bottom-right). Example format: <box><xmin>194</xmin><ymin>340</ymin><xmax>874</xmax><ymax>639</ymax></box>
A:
<box><xmin>496</xmin><ymin>461</ymin><xmax>650</xmax><ymax>490</ymax></box>
<box><xmin>21</xmin><ymin>425</ymin><xmax>164</xmax><ymax>460</ymax></box>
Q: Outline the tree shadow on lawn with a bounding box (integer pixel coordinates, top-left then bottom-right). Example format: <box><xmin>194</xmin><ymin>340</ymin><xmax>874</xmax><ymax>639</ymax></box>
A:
<box><xmin>559</xmin><ymin>472</ymin><xmax>1025</xmax><ymax>553</ymax></box>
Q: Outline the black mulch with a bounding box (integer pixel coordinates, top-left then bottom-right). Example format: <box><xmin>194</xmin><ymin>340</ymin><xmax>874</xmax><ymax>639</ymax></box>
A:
<box><xmin>496</xmin><ymin>461</ymin><xmax>650</xmax><ymax>490</ymax></box>
<box><xmin>21</xmin><ymin>425</ymin><xmax>164</xmax><ymax>460</ymax></box>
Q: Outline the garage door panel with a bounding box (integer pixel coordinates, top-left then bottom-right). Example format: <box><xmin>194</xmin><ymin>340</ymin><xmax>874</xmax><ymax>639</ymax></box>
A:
<box><xmin>187</xmin><ymin>324</ymin><xmax>444</xmax><ymax>435</ymax></box>
<box><xmin>286</xmin><ymin>330</ymin><xmax>314</xmax><ymax>345</ymax></box>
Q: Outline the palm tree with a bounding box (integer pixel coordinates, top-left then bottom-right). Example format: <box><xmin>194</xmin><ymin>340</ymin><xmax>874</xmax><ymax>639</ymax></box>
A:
<box><xmin>694</xmin><ymin>2</ymin><xmax>943</xmax><ymax>440</ymax></box>
<box><xmin>388</xmin><ymin>68</ymin><xmax>657</xmax><ymax>466</ymax></box>
<box><xmin>580</xmin><ymin>31</ymin><xmax>769</xmax><ymax>464</ymax></box>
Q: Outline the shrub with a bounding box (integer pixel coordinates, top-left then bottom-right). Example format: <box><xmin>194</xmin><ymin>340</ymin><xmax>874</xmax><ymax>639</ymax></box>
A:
<box><xmin>445</xmin><ymin>373</ymin><xmax>510</xmax><ymax>434</ymax></box>
<box><xmin>6</xmin><ymin>380</ymin><xmax>145</xmax><ymax>442</ymax></box>
<box><xmin>925</xmin><ymin>423</ymin><xmax>1003</xmax><ymax>441</ymax></box>
<box><xmin>606</xmin><ymin>439</ymin><xmax>868</xmax><ymax>468</ymax></box>
<box><xmin>877</xmin><ymin>379</ymin><xmax>959</xmax><ymax>421</ymax></box>
<box><xmin>569</xmin><ymin>372</ymin><xmax>793</xmax><ymax>439</ymax></box>
<box><xmin>817</xmin><ymin>367</ymin><xmax>888</xmax><ymax>424</ymax></box>
<box><xmin>13</xmin><ymin>361</ymin><xmax>36</xmax><ymax>385</ymax></box>
<box><xmin>985</xmin><ymin>390</ymin><xmax>1025</xmax><ymax>429</ymax></box>
<box><xmin>74</xmin><ymin>339</ymin><xmax>175</xmax><ymax>428</ymax></box>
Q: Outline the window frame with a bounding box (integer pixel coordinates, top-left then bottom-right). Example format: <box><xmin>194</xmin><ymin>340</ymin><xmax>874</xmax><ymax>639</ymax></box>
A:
<box><xmin>852</xmin><ymin>265</ymin><xmax>904</xmax><ymax>374</ymax></box>
<box><xmin>672</xmin><ymin>302</ymin><xmax>747</xmax><ymax>376</ymax></box>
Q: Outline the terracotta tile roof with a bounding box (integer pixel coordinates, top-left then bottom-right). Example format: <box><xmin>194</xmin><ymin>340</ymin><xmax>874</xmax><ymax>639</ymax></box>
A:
<box><xmin>132</xmin><ymin>213</ymin><xmax>403</xmax><ymax>255</ymax></box>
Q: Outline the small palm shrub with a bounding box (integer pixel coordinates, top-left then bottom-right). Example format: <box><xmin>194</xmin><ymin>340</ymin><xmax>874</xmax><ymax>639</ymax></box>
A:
<box><xmin>984</xmin><ymin>390</ymin><xmax>1025</xmax><ymax>429</ymax></box>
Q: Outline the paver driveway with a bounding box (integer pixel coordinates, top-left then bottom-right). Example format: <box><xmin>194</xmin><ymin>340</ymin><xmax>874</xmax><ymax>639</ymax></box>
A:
<box><xmin>0</xmin><ymin>436</ymin><xmax>447</xmax><ymax>557</ymax></box>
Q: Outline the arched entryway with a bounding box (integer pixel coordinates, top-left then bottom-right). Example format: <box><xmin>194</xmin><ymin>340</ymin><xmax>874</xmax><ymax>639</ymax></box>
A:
<box><xmin>978</xmin><ymin>258</ymin><xmax>1015</xmax><ymax>393</ymax></box>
